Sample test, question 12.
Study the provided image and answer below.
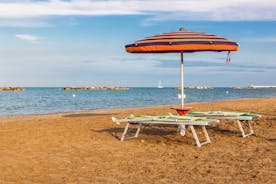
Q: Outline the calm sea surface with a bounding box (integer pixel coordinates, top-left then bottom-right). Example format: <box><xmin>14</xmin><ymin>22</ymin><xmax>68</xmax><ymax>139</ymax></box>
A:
<box><xmin>0</xmin><ymin>87</ymin><xmax>275</xmax><ymax>116</ymax></box>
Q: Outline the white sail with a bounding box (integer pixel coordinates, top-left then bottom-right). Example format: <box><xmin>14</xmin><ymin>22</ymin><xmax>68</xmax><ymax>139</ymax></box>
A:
<box><xmin>158</xmin><ymin>80</ymin><xmax>163</xmax><ymax>88</ymax></box>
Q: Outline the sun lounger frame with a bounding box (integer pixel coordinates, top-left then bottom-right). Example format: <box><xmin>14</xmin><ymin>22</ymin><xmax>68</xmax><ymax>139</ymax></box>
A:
<box><xmin>112</xmin><ymin>116</ymin><xmax>218</xmax><ymax>147</ymax></box>
<box><xmin>186</xmin><ymin>113</ymin><xmax>261</xmax><ymax>137</ymax></box>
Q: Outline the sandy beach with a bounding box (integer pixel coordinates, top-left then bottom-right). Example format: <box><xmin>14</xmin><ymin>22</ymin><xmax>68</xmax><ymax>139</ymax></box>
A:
<box><xmin>0</xmin><ymin>98</ymin><xmax>275</xmax><ymax>183</ymax></box>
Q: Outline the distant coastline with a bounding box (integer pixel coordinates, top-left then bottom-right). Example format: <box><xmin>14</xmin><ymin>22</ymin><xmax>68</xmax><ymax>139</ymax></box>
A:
<box><xmin>0</xmin><ymin>86</ymin><xmax>275</xmax><ymax>91</ymax></box>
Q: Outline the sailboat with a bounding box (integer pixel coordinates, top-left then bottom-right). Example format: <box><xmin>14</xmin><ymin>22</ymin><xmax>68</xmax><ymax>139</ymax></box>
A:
<box><xmin>157</xmin><ymin>80</ymin><xmax>163</xmax><ymax>88</ymax></box>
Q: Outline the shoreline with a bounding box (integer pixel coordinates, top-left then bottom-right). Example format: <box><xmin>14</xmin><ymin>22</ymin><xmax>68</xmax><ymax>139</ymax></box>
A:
<box><xmin>1</xmin><ymin>97</ymin><xmax>275</xmax><ymax>183</ymax></box>
<box><xmin>0</xmin><ymin>97</ymin><xmax>274</xmax><ymax>118</ymax></box>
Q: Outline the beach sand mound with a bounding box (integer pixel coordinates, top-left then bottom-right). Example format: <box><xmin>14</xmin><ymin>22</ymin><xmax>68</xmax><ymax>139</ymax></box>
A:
<box><xmin>0</xmin><ymin>98</ymin><xmax>275</xmax><ymax>183</ymax></box>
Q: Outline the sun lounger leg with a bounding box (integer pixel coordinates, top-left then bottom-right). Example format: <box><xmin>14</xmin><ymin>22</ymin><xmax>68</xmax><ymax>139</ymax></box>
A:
<box><xmin>246</xmin><ymin>121</ymin><xmax>254</xmax><ymax>136</ymax></box>
<box><xmin>120</xmin><ymin>123</ymin><xmax>142</xmax><ymax>141</ymax></box>
<box><xmin>237</xmin><ymin>120</ymin><xmax>254</xmax><ymax>137</ymax></box>
<box><xmin>189</xmin><ymin>126</ymin><xmax>201</xmax><ymax>147</ymax></box>
<box><xmin>202</xmin><ymin>126</ymin><xmax>211</xmax><ymax>143</ymax></box>
<box><xmin>177</xmin><ymin>125</ymin><xmax>181</xmax><ymax>132</ymax></box>
<box><xmin>189</xmin><ymin>126</ymin><xmax>211</xmax><ymax>147</ymax></box>
<box><xmin>179</xmin><ymin>124</ymin><xmax>186</xmax><ymax>136</ymax></box>
<box><xmin>121</xmin><ymin>123</ymin><xmax>130</xmax><ymax>141</ymax></box>
<box><xmin>135</xmin><ymin>123</ymin><xmax>142</xmax><ymax>138</ymax></box>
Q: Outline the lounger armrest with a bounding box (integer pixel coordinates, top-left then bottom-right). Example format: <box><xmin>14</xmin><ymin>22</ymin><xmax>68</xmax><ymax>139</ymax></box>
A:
<box><xmin>112</xmin><ymin>116</ymin><xmax>120</xmax><ymax>125</ymax></box>
<box><xmin>168</xmin><ymin>112</ymin><xmax>174</xmax><ymax>116</ymax></box>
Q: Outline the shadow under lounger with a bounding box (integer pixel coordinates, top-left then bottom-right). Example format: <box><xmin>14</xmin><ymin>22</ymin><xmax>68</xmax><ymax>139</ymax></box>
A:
<box><xmin>186</xmin><ymin>111</ymin><xmax>262</xmax><ymax>137</ymax></box>
<box><xmin>112</xmin><ymin>115</ymin><xmax>219</xmax><ymax>147</ymax></box>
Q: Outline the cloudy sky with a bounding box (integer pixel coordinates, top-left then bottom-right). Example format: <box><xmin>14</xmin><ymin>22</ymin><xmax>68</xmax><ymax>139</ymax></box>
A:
<box><xmin>0</xmin><ymin>0</ymin><xmax>275</xmax><ymax>87</ymax></box>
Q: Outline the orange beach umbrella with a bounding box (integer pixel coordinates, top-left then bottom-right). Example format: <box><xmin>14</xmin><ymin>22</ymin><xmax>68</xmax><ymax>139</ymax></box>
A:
<box><xmin>125</xmin><ymin>28</ymin><xmax>238</xmax><ymax>110</ymax></box>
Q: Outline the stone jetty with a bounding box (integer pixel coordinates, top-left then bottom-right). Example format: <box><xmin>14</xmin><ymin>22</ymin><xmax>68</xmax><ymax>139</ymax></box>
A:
<box><xmin>230</xmin><ymin>85</ymin><xmax>276</xmax><ymax>89</ymax></box>
<box><xmin>64</xmin><ymin>86</ymin><xmax>129</xmax><ymax>91</ymax></box>
<box><xmin>173</xmin><ymin>86</ymin><xmax>213</xmax><ymax>90</ymax></box>
<box><xmin>230</xmin><ymin>86</ymin><xmax>254</xmax><ymax>89</ymax></box>
<box><xmin>0</xmin><ymin>87</ymin><xmax>25</xmax><ymax>91</ymax></box>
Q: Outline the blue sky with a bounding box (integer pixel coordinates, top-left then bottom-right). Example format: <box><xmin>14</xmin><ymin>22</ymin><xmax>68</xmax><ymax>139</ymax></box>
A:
<box><xmin>0</xmin><ymin>0</ymin><xmax>275</xmax><ymax>87</ymax></box>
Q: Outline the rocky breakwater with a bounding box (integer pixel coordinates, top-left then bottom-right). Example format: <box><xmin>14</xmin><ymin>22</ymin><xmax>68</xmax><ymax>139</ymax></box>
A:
<box><xmin>64</xmin><ymin>86</ymin><xmax>129</xmax><ymax>90</ymax></box>
<box><xmin>230</xmin><ymin>86</ymin><xmax>255</xmax><ymax>89</ymax></box>
<box><xmin>173</xmin><ymin>86</ymin><xmax>213</xmax><ymax>90</ymax></box>
<box><xmin>230</xmin><ymin>85</ymin><xmax>276</xmax><ymax>89</ymax></box>
<box><xmin>0</xmin><ymin>87</ymin><xmax>25</xmax><ymax>91</ymax></box>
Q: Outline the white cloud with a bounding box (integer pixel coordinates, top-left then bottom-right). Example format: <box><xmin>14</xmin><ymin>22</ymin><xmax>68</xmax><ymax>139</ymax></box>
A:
<box><xmin>0</xmin><ymin>0</ymin><xmax>275</xmax><ymax>24</ymax></box>
<box><xmin>0</xmin><ymin>0</ymin><xmax>141</xmax><ymax>18</ymax></box>
<box><xmin>0</xmin><ymin>18</ymin><xmax>50</xmax><ymax>27</ymax></box>
<box><xmin>15</xmin><ymin>34</ymin><xmax>41</xmax><ymax>43</ymax></box>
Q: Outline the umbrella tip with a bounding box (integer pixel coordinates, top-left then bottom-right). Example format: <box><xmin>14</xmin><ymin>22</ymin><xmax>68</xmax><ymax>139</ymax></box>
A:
<box><xmin>179</xmin><ymin>27</ymin><xmax>185</xmax><ymax>31</ymax></box>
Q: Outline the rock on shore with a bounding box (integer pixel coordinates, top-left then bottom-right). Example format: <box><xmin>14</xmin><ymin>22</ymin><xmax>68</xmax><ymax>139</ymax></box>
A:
<box><xmin>0</xmin><ymin>87</ymin><xmax>25</xmax><ymax>91</ymax></box>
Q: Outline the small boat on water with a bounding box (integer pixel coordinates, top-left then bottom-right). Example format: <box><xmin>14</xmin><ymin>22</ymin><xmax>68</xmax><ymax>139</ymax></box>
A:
<box><xmin>158</xmin><ymin>80</ymin><xmax>163</xmax><ymax>88</ymax></box>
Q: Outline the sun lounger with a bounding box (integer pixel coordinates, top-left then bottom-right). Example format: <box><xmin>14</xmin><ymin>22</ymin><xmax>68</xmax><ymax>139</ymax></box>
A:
<box><xmin>112</xmin><ymin>115</ymin><xmax>219</xmax><ymax>147</ymax></box>
<box><xmin>185</xmin><ymin>111</ymin><xmax>261</xmax><ymax>137</ymax></box>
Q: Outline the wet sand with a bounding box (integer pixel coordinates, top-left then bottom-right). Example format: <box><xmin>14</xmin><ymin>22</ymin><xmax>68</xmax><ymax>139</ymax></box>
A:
<box><xmin>0</xmin><ymin>98</ymin><xmax>275</xmax><ymax>183</ymax></box>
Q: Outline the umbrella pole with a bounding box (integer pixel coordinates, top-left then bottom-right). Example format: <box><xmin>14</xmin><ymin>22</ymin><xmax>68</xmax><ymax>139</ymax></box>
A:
<box><xmin>180</xmin><ymin>52</ymin><xmax>184</xmax><ymax>108</ymax></box>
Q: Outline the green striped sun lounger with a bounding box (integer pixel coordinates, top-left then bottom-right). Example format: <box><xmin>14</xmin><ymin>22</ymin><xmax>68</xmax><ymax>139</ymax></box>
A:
<box><xmin>186</xmin><ymin>111</ymin><xmax>262</xmax><ymax>137</ymax></box>
<box><xmin>112</xmin><ymin>115</ymin><xmax>219</xmax><ymax>147</ymax></box>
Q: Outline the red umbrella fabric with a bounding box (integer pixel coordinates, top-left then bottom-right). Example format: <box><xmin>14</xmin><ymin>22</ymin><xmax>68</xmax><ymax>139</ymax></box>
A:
<box><xmin>125</xmin><ymin>28</ymin><xmax>238</xmax><ymax>112</ymax></box>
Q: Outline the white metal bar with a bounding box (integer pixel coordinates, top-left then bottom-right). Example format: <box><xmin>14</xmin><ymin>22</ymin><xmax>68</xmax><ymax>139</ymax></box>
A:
<box><xmin>135</xmin><ymin>123</ymin><xmax>142</xmax><ymax>137</ymax></box>
<box><xmin>189</xmin><ymin>125</ymin><xmax>212</xmax><ymax>147</ymax></box>
<box><xmin>189</xmin><ymin>125</ymin><xmax>201</xmax><ymax>147</ymax></box>
<box><xmin>247</xmin><ymin>121</ymin><xmax>254</xmax><ymax>135</ymax></box>
<box><xmin>188</xmin><ymin>114</ymin><xmax>261</xmax><ymax>121</ymax></box>
<box><xmin>189</xmin><ymin>115</ymin><xmax>255</xmax><ymax>121</ymax></box>
<box><xmin>116</xmin><ymin>118</ymin><xmax>218</xmax><ymax>126</ymax></box>
<box><xmin>121</xmin><ymin>123</ymin><xmax>143</xmax><ymax>141</ymax></box>
<box><xmin>121</xmin><ymin>123</ymin><xmax>130</xmax><ymax>141</ymax></box>
<box><xmin>180</xmin><ymin>52</ymin><xmax>184</xmax><ymax>108</ymax></box>
<box><xmin>241</xmin><ymin>120</ymin><xmax>254</xmax><ymax>137</ymax></box>
<box><xmin>202</xmin><ymin>126</ymin><xmax>211</xmax><ymax>143</ymax></box>
<box><xmin>237</xmin><ymin>120</ymin><xmax>245</xmax><ymax>137</ymax></box>
<box><xmin>177</xmin><ymin>124</ymin><xmax>180</xmax><ymax>132</ymax></box>
<box><xmin>200</xmin><ymin>141</ymin><xmax>210</xmax><ymax>146</ymax></box>
<box><xmin>179</xmin><ymin>124</ymin><xmax>186</xmax><ymax>136</ymax></box>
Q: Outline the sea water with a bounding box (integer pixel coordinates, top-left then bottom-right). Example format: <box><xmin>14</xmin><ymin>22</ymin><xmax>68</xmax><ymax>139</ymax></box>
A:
<box><xmin>0</xmin><ymin>87</ymin><xmax>275</xmax><ymax>116</ymax></box>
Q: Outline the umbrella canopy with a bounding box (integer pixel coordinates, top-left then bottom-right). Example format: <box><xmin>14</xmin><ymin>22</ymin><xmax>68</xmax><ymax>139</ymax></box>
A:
<box><xmin>125</xmin><ymin>28</ymin><xmax>238</xmax><ymax>111</ymax></box>
<box><xmin>126</xmin><ymin>28</ymin><xmax>238</xmax><ymax>53</ymax></box>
